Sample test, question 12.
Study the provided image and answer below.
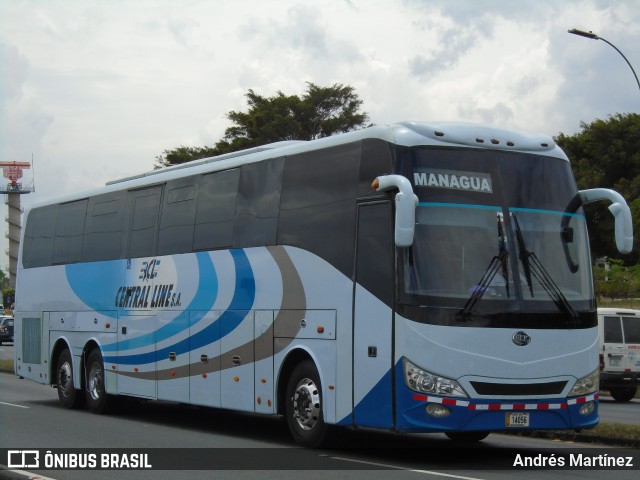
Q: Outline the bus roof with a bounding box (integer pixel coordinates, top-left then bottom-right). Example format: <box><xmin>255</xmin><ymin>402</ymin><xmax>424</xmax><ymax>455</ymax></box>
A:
<box><xmin>29</xmin><ymin>121</ymin><xmax>566</xmax><ymax>209</ymax></box>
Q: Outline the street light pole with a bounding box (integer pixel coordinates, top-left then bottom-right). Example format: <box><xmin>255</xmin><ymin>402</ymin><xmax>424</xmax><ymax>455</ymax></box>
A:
<box><xmin>568</xmin><ymin>28</ymin><xmax>640</xmax><ymax>93</ymax></box>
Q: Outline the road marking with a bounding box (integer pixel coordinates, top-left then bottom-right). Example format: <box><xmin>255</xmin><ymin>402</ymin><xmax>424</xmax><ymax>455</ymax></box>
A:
<box><xmin>0</xmin><ymin>401</ymin><xmax>30</xmax><ymax>409</ymax></box>
<box><xmin>329</xmin><ymin>456</ymin><xmax>487</xmax><ymax>479</ymax></box>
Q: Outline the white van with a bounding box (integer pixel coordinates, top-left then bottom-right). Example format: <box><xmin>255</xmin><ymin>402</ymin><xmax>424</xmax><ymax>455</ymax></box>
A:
<box><xmin>597</xmin><ymin>308</ymin><xmax>640</xmax><ymax>402</ymax></box>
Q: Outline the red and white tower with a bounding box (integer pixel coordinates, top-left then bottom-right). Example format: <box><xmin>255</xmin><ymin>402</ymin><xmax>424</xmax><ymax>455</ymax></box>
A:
<box><xmin>1</xmin><ymin>161</ymin><xmax>33</xmax><ymax>289</ymax></box>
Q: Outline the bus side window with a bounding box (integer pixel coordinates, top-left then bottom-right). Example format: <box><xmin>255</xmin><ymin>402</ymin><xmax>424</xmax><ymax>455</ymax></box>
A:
<box><xmin>127</xmin><ymin>186</ymin><xmax>162</xmax><ymax>258</ymax></box>
<box><xmin>158</xmin><ymin>178</ymin><xmax>197</xmax><ymax>255</ymax></box>
<box><xmin>53</xmin><ymin>199</ymin><xmax>88</xmax><ymax>265</ymax></box>
<box><xmin>194</xmin><ymin>169</ymin><xmax>240</xmax><ymax>251</ymax></box>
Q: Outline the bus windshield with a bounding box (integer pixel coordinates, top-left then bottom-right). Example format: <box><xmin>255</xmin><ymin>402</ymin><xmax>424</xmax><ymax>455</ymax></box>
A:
<box><xmin>400</xmin><ymin>147</ymin><xmax>594</xmax><ymax>320</ymax></box>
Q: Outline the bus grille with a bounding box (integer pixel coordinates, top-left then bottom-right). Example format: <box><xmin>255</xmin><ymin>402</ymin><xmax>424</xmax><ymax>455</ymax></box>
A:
<box><xmin>470</xmin><ymin>381</ymin><xmax>567</xmax><ymax>396</ymax></box>
<box><xmin>22</xmin><ymin>318</ymin><xmax>42</xmax><ymax>364</ymax></box>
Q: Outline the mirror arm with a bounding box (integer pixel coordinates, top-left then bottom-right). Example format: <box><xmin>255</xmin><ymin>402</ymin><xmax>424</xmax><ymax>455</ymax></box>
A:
<box><xmin>579</xmin><ymin>188</ymin><xmax>634</xmax><ymax>254</ymax></box>
<box><xmin>373</xmin><ymin>175</ymin><xmax>419</xmax><ymax>247</ymax></box>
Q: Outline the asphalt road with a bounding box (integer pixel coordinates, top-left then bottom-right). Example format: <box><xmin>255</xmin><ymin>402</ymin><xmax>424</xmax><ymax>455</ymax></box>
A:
<box><xmin>0</xmin><ymin>369</ymin><xmax>638</xmax><ymax>480</ymax></box>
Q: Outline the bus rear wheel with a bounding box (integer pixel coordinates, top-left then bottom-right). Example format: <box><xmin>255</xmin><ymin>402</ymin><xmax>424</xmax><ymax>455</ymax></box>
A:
<box><xmin>85</xmin><ymin>349</ymin><xmax>111</xmax><ymax>413</ymax></box>
<box><xmin>285</xmin><ymin>360</ymin><xmax>331</xmax><ymax>448</ymax></box>
<box><xmin>55</xmin><ymin>349</ymin><xmax>85</xmax><ymax>409</ymax></box>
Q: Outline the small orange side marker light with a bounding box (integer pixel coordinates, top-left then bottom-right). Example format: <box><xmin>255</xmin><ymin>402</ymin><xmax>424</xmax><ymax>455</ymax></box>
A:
<box><xmin>170</xmin><ymin>371</ymin><xmax>175</xmax><ymax>377</ymax></box>
<box><xmin>105</xmin><ymin>323</ymin><xmax>111</xmax><ymax>329</ymax></box>
<box><xmin>257</xmin><ymin>397</ymin><xmax>262</xmax><ymax>404</ymax></box>
<box><xmin>317</xmin><ymin>326</ymin><xmax>325</xmax><ymax>334</ymax></box>
<box><xmin>202</xmin><ymin>373</ymin><xmax>207</xmax><ymax>379</ymax></box>
<box><xmin>234</xmin><ymin>376</ymin><xmax>239</xmax><ymax>382</ymax></box>
<box><xmin>261</xmin><ymin>378</ymin><xmax>267</xmax><ymax>384</ymax></box>
<box><xmin>268</xmin><ymin>399</ymin><xmax>272</xmax><ymax>407</ymax></box>
<box><xmin>134</xmin><ymin>367</ymin><xmax>139</xmax><ymax>373</ymax></box>
<box><xmin>111</xmin><ymin>365</ymin><xmax>116</xmax><ymax>370</ymax></box>
<box><xmin>372</xmin><ymin>178</ymin><xmax>380</xmax><ymax>190</ymax></box>
<box><xmin>328</xmin><ymin>385</ymin><xmax>335</xmax><ymax>390</ymax></box>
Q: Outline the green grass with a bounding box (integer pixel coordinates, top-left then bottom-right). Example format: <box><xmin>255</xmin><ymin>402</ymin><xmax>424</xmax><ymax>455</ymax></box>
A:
<box><xmin>597</xmin><ymin>298</ymin><xmax>640</xmax><ymax>309</ymax></box>
<box><xmin>0</xmin><ymin>359</ymin><xmax>13</xmax><ymax>373</ymax></box>
<box><xmin>588</xmin><ymin>422</ymin><xmax>640</xmax><ymax>441</ymax></box>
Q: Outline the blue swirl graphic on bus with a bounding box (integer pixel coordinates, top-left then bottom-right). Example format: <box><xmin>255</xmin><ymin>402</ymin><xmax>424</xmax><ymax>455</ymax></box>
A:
<box><xmin>101</xmin><ymin>252</ymin><xmax>218</xmax><ymax>353</ymax></box>
<box><xmin>104</xmin><ymin>249</ymin><xmax>256</xmax><ymax>365</ymax></box>
<box><xmin>66</xmin><ymin>260</ymin><xmax>124</xmax><ymax>317</ymax></box>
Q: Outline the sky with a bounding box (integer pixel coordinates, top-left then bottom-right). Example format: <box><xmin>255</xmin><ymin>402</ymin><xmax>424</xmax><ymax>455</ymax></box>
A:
<box><xmin>0</xmin><ymin>0</ymin><xmax>639</xmax><ymax>273</ymax></box>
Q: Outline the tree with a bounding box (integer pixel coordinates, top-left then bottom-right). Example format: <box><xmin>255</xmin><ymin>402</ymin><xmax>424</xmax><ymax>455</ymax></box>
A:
<box><xmin>156</xmin><ymin>82</ymin><xmax>369</xmax><ymax>168</ymax></box>
<box><xmin>593</xmin><ymin>259</ymin><xmax>640</xmax><ymax>300</ymax></box>
<box><xmin>555</xmin><ymin>113</ymin><xmax>640</xmax><ymax>264</ymax></box>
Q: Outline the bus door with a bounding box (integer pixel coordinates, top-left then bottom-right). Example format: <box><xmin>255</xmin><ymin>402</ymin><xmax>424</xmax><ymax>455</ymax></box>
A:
<box><xmin>352</xmin><ymin>201</ymin><xmax>395</xmax><ymax>428</ymax></box>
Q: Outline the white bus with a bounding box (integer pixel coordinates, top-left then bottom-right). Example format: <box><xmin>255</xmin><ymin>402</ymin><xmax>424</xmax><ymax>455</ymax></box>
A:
<box><xmin>14</xmin><ymin>121</ymin><xmax>633</xmax><ymax>447</ymax></box>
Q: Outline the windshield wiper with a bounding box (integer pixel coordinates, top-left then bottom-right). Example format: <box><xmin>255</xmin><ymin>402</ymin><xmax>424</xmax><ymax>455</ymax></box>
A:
<box><xmin>511</xmin><ymin>213</ymin><xmax>580</xmax><ymax>323</ymax></box>
<box><xmin>458</xmin><ymin>213</ymin><xmax>510</xmax><ymax>321</ymax></box>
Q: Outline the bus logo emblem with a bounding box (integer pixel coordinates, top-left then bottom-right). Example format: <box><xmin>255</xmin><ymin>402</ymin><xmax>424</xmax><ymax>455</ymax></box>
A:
<box><xmin>512</xmin><ymin>331</ymin><xmax>531</xmax><ymax>346</ymax></box>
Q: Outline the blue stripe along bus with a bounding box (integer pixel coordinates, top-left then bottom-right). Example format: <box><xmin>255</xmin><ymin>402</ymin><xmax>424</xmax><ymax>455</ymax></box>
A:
<box><xmin>14</xmin><ymin>121</ymin><xmax>633</xmax><ymax>447</ymax></box>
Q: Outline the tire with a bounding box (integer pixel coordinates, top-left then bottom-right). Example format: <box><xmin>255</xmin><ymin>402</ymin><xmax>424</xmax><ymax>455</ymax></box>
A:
<box><xmin>55</xmin><ymin>349</ymin><xmax>85</xmax><ymax>409</ymax></box>
<box><xmin>85</xmin><ymin>349</ymin><xmax>112</xmax><ymax>413</ymax></box>
<box><xmin>285</xmin><ymin>360</ymin><xmax>332</xmax><ymax>448</ymax></box>
<box><xmin>610</xmin><ymin>387</ymin><xmax>637</xmax><ymax>402</ymax></box>
<box><xmin>445</xmin><ymin>431</ymin><xmax>490</xmax><ymax>443</ymax></box>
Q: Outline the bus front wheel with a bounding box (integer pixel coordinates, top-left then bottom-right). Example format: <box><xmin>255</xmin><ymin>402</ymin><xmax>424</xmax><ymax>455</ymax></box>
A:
<box><xmin>55</xmin><ymin>349</ymin><xmax>85</xmax><ymax>409</ymax></box>
<box><xmin>285</xmin><ymin>360</ymin><xmax>331</xmax><ymax>448</ymax></box>
<box><xmin>85</xmin><ymin>349</ymin><xmax>111</xmax><ymax>413</ymax></box>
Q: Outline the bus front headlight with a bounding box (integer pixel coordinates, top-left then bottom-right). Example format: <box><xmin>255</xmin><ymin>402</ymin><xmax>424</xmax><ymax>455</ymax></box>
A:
<box><xmin>569</xmin><ymin>370</ymin><xmax>599</xmax><ymax>397</ymax></box>
<box><xmin>403</xmin><ymin>358</ymin><xmax>468</xmax><ymax>398</ymax></box>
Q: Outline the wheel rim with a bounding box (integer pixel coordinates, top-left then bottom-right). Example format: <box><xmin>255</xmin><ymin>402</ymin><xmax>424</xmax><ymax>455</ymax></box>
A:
<box><xmin>87</xmin><ymin>362</ymin><xmax>103</xmax><ymax>401</ymax></box>
<box><xmin>58</xmin><ymin>361</ymin><xmax>74</xmax><ymax>398</ymax></box>
<box><xmin>292</xmin><ymin>377</ymin><xmax>321</xmax><ymax>431</ymax></box>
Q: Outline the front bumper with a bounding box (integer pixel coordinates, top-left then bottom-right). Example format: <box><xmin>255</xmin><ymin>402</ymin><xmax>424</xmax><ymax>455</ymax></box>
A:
<box><xmin>395</xmin><ymin>364</ymin><xmax>599</xmax><ymax>433</ymax></box>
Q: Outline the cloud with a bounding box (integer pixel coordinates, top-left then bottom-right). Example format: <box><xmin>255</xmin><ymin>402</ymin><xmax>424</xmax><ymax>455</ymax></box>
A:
<box><xmin>408</xmin><ymin>27</ymin><xmax>482</xmax><ymax>76</ymax></box>
<box><xmin>0</xmin><ymin>43</ymin><xmax>29</xmax><ymax>100</ymax></box>
<box><xmin>0</xmin><ymin>42</ymin><xmax>53</xmax><ymax>164</ymax></box>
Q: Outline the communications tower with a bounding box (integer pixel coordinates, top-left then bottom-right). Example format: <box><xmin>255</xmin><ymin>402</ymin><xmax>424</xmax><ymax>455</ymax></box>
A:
<box><xmin>0</xmin><ymin>161</ymin><xmax>33</xmax><ymax>290</ymax></box>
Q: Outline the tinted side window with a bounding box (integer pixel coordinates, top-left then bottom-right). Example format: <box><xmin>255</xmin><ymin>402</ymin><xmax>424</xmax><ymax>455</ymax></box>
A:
<box><xmin>279</xmin><ymin>143</ymin><xmax>360</xmax><ymax>276</ymax></box>
<box><xmin>158</xmin><ymin>178</ymin><xmax>197</xmax><ymax>255</ymax></box>
<box><xmin>358</xmin><ymin>139</ymin><xmax>394</xmax><ymax>196</ymax></box>
<box><xmin>127</xmin><ymin>186</ymin><xmax>162</xmax><ymax>258</ymax></box>
<box><xmin>622</xmin><ymin>316</ymin><xmax>640</xmax><ymax>344</ymax></box>
<box><xmin>83</xmin><ymin>193</ymin><xmax>125</xmax><ymax>262</ymax></box>
<box><xmin>23</xmin><ymin>206</ymin><xmax>58</xmax><ymax>268</ymax></box>
<box><xmin>603</xmin><ymin>316</ymin><xmax>623</xmax><ymax>343</ymax></box>
<box><xmin>194</xmin><ymin>169</ymin><xmax>239</xmax><ymax>251</ymax></box>
<box><xmin>356</xmin><ymin>202</ymin><xmax>394</xmax><ymax>305</ymax></box>
<box><xmin>233</xmin><ymin>158</ymin><xmax>284</xmax><ymax>248</ymax></box>
<box><xmin>53</xmin><ymin>199</ymin><xmax>88</xmax><ymax>264</ymax></box>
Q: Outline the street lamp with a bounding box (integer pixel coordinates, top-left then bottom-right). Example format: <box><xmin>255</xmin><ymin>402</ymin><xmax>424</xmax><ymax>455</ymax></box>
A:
<box><xmin>568</xmin><ymin>28</ymin><xmax>640</xmax><ymax>93</ymax></box>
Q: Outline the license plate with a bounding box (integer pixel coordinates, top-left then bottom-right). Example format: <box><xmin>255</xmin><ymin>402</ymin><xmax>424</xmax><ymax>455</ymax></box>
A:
<box><xmin>506</xmin><ymin>412</ymin><xmax>529</xmax><ymax>427</ymax></box>
<box><xmin>609</xmin><ymin>357</ymin><xmax>622</xmax><ymax>367</ymax></box>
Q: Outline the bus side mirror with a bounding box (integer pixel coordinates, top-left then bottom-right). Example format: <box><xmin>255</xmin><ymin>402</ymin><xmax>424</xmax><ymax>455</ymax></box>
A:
<box><xmin>579</xmin><ymin>188</ymin><xmax>634</xmax><ymax>254</ymax></box>
<box><xmin>372</xmin><ymin>175</ymin><xmax>419</xmax><ymax>247</ymax></box>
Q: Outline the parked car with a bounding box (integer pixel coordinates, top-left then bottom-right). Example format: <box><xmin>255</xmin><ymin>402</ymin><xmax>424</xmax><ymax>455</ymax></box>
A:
<box><xmin>0</xmin><ymin>315</ymin><xmax>13</xmax><ymax>345</ymax></box>
<box><xmin>597</xmin><ymin>308</ymin><xmax>640</xmax><ymax>402</ymax></box>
